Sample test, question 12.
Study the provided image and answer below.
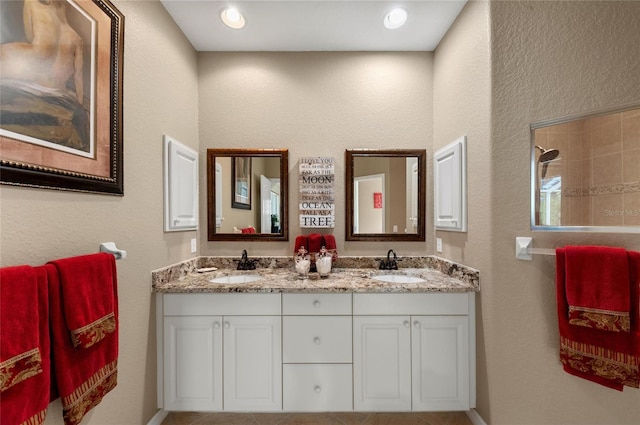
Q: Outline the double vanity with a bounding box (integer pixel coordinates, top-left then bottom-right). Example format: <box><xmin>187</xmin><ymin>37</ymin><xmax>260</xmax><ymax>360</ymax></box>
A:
<box><xmin>152</xmin><ymin>256</ymin><xmax>479</xmax><ymax>413</ymax></box>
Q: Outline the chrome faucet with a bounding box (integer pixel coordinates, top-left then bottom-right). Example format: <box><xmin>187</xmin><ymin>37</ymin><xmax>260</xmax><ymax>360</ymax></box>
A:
<box><xmin>379</xmin><ymin>249</ymin><xmax>399</xmax><ymax>270</ymax></box>
<box><xmin>237</xmin><ymin>249</ymin><xmax>256</xmax><ymax>270</ymax></box>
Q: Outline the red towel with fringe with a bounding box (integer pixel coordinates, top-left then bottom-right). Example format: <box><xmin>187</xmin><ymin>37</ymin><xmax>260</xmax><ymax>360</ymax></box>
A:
<box><xmin>0</xmin><ymin>265</ymin><xmax>50</xmax><ymax>425</ymax></box>
<box><xmin>556</xmin><ymin>248</ymin><xmax>640</xmax><ymax>390</ymax></box>
<box><xmin>322</xmin><ymin>234</ymin><xmax>338</xmax><ymax>261</ymax></box>
<box><xmin>48</xmin><ymin>253</ymin><xmax>117</xmax><ymax>349</ymax></box>
<box><xmin>564</xmin><ymin>246</ymin><xmax>630</xmax><ymax>332</ymax></box>
<box><xmin>47</xmin><ymin>253</ymin><xmax>118</xmax><ymax>425</ymax></box>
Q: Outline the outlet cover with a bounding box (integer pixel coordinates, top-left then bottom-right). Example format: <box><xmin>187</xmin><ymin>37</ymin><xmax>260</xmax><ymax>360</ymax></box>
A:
<box><xmin>436</xmin><ymin>238</ymin><xmax>443</xmax><ymax>253</ymax></box>
<box><xmin>190</xmin><ymin>238</ymin><xmax>197</xmax><ymax>253</ymax></box>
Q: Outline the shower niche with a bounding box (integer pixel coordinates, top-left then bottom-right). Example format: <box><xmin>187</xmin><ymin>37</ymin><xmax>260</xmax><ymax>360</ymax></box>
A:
<box><xmin>531</xmin><ymin>104</ymin><xmax>640</xmax><ymax>232</ymax></box>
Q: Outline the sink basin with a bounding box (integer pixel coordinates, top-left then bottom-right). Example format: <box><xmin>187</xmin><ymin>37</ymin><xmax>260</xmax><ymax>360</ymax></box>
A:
<box><xmin>209</xmin><ymin>275</ymin><xmax>263</xmax><ymax>284</ymax></box>
<box><xmin>372</xmin><ymin>274</ymin><xmax>425</xmax><ymax>284</ymax></box>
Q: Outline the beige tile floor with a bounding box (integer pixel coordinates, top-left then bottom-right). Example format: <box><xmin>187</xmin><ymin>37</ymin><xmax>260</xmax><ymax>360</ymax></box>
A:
<box><xmin>161</xmin><ymin>411</ymin><xmax>473</xmax><ymax>425</ymax></box>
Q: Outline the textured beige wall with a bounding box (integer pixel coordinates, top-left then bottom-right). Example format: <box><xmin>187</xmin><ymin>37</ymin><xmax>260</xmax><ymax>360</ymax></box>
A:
<box><xmin>0</xmin><ymin>1</ymin><xmax>199</xmax><ymax>423</ymax></box>
<box><xmin>483</xmin><ymin>1</ymin><xmax>640</xmax><ymax>424</ymax></box>
<box><xmin>198</xmin><ymin>52</ymin><xmax>433</xmax><ymax>257</ymax></box>
<box><xmin>432</xmin><ymin>0</ymin><xmax>492</xmax><ymax>420</ymax></box>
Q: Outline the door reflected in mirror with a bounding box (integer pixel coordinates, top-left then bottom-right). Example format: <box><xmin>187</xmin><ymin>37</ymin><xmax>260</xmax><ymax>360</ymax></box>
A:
<box><xmin>346</xmin><ymin>149</ymin><xmax>426</xmax><ymax>241</ymax></box>
<box><xmin>207</xmin><ymin>149</ymin><xmax>289</xmax><ymax>241</ymax></box>
<box><xmin>531</xmin><ymin>105</ymin><xmax>640</xmax><ymax>232</ymax></box>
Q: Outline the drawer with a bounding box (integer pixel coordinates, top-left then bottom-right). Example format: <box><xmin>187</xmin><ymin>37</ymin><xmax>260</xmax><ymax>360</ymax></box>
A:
<box><xmin>282</xmin><ymin>293</ymin><xmax>351</xmax><ymax>315</ymax></box>
<box><xmin>283</xmin><ymin>316</ymin><xmax>352</xmax><ymax>363</ymax></box>
<box><xmin>283</xmin><ymin>364</ymin><xmax>353</xmax><ymax>412</ymax></box>
<box><xmin>353</xmin><ymin>293</ymin><xmax>469</xmax><ymax>315</ymax></box>
<box><xmin>163</xmin><ymin>293</ymin><xmax>281</xmax><ymax>316</ymax></box>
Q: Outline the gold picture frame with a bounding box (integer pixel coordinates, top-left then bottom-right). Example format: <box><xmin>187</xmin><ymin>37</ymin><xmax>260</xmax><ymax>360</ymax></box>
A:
<box><xmin>0</xmin><ymin>0</ymin><xmax>124</xmax><ymax>195</ymax></box>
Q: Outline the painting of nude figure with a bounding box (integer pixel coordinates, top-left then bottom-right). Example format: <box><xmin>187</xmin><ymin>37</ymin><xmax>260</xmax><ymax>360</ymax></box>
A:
<box><xmin>1</xmin><ymin>0</ymin><xmax>95</xmax><ymax>156</ymax></box>
<box><xmin>0</xmin><ymin>0</ymin><xmax>124</xmax><ymax>195</ymax></box>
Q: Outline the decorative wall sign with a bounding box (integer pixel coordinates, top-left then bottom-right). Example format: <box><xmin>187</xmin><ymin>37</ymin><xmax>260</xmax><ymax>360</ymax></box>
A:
<box><xmin>299</xmin><ymin>157</ymin><xmax>335</xmax><ymax>228</ymax></box>
<box><xmin>0</xmin><ymin>0</ymin><xmax>124</xmax><ymax>195</ymax></box>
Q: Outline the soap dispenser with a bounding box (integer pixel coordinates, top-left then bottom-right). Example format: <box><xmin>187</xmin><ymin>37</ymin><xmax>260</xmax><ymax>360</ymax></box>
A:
<box><xmin>316</xmin><ymin>246</ymin><xmax>332</xmax><ymax>278</ymax></box>
<box><xmin>294</xmin><ymin>245</ymin><xmax>310</xmax><ymax>279</ymax></box>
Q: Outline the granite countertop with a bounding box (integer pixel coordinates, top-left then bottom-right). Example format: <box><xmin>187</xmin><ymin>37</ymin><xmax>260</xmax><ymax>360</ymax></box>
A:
<box><xmin>153</xmin><ymin>266</ymin><xmax>477</xmax><ymax>294</ymax></box>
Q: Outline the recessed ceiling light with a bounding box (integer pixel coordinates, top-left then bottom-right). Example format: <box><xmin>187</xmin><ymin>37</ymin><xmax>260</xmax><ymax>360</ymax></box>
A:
<box><xmin>220</xmin><ymin>7</ymin><xmax>245</xmax><ymax>29</ymax></box>
<box><xmin>384</xmin><ymin>8</ymin><xmax>408</xmax><ymax>30</ymax></box>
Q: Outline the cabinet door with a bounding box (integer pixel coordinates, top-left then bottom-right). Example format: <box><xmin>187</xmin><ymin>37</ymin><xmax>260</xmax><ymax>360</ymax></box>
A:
<box><xmin>411</xmin><ymin>316</ymin><xmax>469</xmax><ymax>411</ymax></box>
<box><xmin>164</xmin><ymin>316</ymin><xmax>222</xmax><ymax>411</ymax></box>
<box><xmin>353</xmin><ymin>316</ymin><xmax>411</xmax><ymax>411</ymax></box>
<box><xmin>164</xmin><ymin>135</ymin><xmax>198</xmax><ymax>231</ymax></box>
<box><xmin>223</xmin><ymin>316</ymin><xmax>282</xmax><ymax>411</ymax></box>
<box><xmin>434</xmin><ymin>135</ymin><xmax>466</xmax><ymax>232</ymax></box>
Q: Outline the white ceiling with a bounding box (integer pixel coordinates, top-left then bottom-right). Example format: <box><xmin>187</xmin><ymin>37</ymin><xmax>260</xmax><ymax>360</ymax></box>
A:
<box><xmin>160</xmin><ymin>1</ymin><xmax>467</xmax><ymax>52</ymax></box>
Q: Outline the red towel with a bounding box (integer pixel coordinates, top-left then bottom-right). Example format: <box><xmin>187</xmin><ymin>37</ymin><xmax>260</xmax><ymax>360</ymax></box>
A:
<box><xmin>0</xmin><ymin>265</ymin><xmax>50</xmax><ymax>425</ymax></box>
<box><xmin>322</xmin><ymin>234</ymin><xmax>338</xmax><ymax>261</ymax></box>
<box><xmin>564</xmin><ymin>246</ymin><xmax>630</xmax><ymax>332</ymax></box>
<box><xmin>556</xmin><ymin>248</ymin><xmax>640</xmax><ymax>390</ymax></box>
<box><xmin>48</xmin><ymin>253</ymin><xmax>117</xmax><ymax>349</ymax></box>
<box><xmin>294</xmin><ymin>235</ymin><xmax>308</xmax><ymax>255</ymax></box>
<box><xmin>47</xmin><ymin>253</ymin><xmax>119</xmax><ymax>425</ymax></box>
<box><xmin>308</xmin><ymin>233</ymin><xmax>323</xmax><ymax>254</ymax></box>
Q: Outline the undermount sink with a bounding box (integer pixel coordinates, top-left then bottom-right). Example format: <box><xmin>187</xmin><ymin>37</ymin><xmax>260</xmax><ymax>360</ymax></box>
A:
<box><xmin>372</xmin><ymin>274</ymin><xmax>426</xmax><ymax>284</ymax></box>
<box><xmin>209</xmin><ymin>275</ymin><xmax>263</xmax><ymax>284</ymax></box>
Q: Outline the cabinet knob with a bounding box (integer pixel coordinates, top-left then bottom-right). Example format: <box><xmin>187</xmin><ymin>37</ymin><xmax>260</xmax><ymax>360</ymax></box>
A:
<box><xmin>314</xmin><ymin>385</ymin><xmax>322</xmax><ymax>393</ymax></box>
<box><xmin>213</xmin><ymin>322</ymin><xmax>220</xmax><ymax>329</ymax></box>
<box><xmin>403</xmin><ymin>320</ymin><xmax>410</xmax><ymax>328</ymax></box>
<box><xmin>313</xmin><ymin>300</ymin><xmax>321</xmax><ymax>308</ymax></box>
<box><xmin>223</xmin><ymin>322</ymin><xmax>230</xmax><ymax>329</ymax></box>
<box><xmin>313</xmin><ymin>337</ymin><xmax>321</xmax><ymax>345</ymax></box>
<box><xmin>413</xmin><ymin>321</ymin><xmax>421</xmax><ymax>328</ymax></box>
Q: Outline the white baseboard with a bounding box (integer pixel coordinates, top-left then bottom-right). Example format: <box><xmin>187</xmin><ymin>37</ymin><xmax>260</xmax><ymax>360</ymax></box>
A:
<box><xmin>147</xmin><ymin>409</ymin><xmax>168</xmax><ymax>425</ymax></box>
<box><xmin>466</xmin><ymin>409</ymin><xmax>488</xmax><ymax>425</ymax></box>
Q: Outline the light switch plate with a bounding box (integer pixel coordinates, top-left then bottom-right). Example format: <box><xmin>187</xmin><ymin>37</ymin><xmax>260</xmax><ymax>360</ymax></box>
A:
<box><xmin>190</xmin><ymin>238</ymin><xmax>197</xmax><ymax>253</ymax></box>
<box><xmin>436</xmin><ymin>238</ymin><xmax>443</xmax><ymax>253</ymax></box>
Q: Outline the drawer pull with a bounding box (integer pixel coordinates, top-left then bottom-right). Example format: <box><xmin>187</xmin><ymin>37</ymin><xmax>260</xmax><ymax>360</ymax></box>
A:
<box><xmin>223</xmin><ymin>322</ymin><xmax>230</xmax><ymax>329</ymax></box>
<box><xmin>413</xmin><ymin>321</ymin><xmax>421</xmax><ymax>328</ymax></box>
<box><xmin>213</xmin><ymin>322</ymin><xmax>221</xmax><ymax>329</ymax></box>
<box><xmin>314</xmin><ymin>385</ymin><xmax>322</xmax><ymax>393</ymax></box>
<box><xmin>313</xmin><ymin>300</ymin><xmax>321</xmax><ymax>308</ymax></box>
<box><xmin>403</xmin><ymin>320</ymin><xmax>410</xmax><ymax>328</ymax></box>
<box><xmin>313</xmin><ymin>337</ymin><xmax>321</xmax><ymax>345</ymax></box>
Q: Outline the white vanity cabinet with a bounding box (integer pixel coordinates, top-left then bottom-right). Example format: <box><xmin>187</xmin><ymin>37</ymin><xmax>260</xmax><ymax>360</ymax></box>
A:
<box><xmin>353</xmin><ymin>293</ymin><xmax>474</xmax><ymax>411</ymax></box>
<box><xmin>160</xmin><ymin>293</ymin><xmax>282</xmax><ymax>412</ymax></box>
<box><xmin>282</xmin><ymin>293</ymin><xmax>353</xmax><ymax>412</ymax></box>
<box><xmin>157</xmin><ymin>290</ymin><xmax>475</xmax><ymax>414</ymax></box>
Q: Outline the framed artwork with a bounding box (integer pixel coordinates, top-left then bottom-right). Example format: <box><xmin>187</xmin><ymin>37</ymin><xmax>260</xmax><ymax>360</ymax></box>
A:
<box><xmin>232</xmin><ymin>156</ymin><xmax>251</xmax><ymax>209</ymax></box>
<box><xmin>0</xmin><ymin>0</ymin><xmax>124</xmax><ymax>195</ymax></box>
<box><xmin>373</xmin><ymin>192</ymin><xmax>383</xmax><ymax>209</ymax></box>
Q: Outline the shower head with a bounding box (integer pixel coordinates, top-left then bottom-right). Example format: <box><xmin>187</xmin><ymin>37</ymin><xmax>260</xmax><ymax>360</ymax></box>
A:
<box><xmin>535</xmin><ymin>145</ymin><xmax>560</xmax><ymax>163</ymax></box>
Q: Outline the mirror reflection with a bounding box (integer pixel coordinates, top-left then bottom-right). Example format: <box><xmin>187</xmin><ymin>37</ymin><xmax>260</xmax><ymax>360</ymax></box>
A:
<box><xmin>207</xmin><ymin>149</ymin><xmax>289</xmax><ymax>241</ymax></box>
<box><xmin>531</xmin><ymin>105</ymin><xmax>640</xmax><ymax>231</ymax></box>
<box><xmin>346</xmin><ymin>149</ymin><xmax>426</xmax><ymax>241</ymax></box>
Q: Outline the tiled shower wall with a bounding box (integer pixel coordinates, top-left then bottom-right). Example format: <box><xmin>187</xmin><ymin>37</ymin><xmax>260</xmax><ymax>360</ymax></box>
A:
<box><xmin>535</xmin><ymin>108</ymin><xmax>640</xmax><ymax>226</ymax></box>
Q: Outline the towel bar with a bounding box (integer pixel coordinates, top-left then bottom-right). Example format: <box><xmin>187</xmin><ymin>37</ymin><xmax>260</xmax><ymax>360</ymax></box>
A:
<box><xmin>515</xmin><ymin>237</ymin><xmax>555</xmax><ymax>260</ymax></box>
<box><xmin>99</xmin><ymin>242</ymin><xmax>127</xmax><ymax>260</ymax></box>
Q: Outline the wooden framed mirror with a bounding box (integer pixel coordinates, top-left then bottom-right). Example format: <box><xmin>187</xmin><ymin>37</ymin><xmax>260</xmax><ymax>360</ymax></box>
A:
<box><xmin>207</xmin><ymin>148</ymin><xmax>289</xmax><ymax>241</ymax></box>
<box><xmin>345</xmin><ymin>149</ymin><xmax>426</xmax><ymax>241</ymax></box>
